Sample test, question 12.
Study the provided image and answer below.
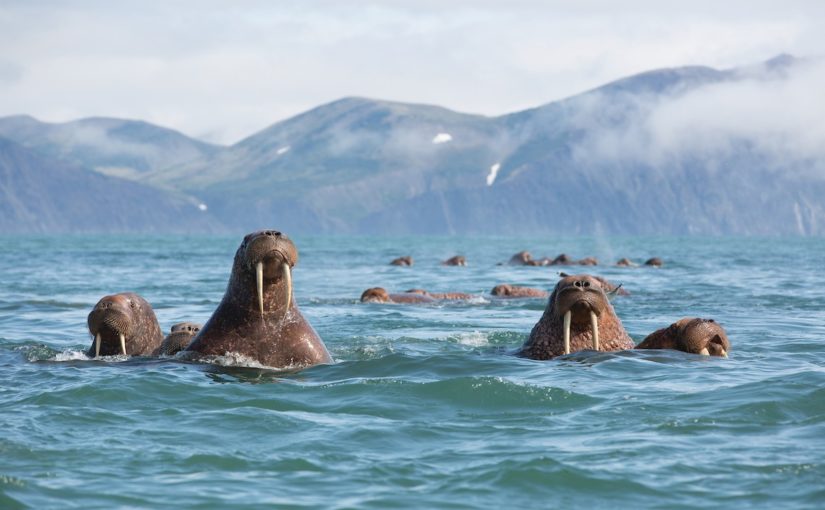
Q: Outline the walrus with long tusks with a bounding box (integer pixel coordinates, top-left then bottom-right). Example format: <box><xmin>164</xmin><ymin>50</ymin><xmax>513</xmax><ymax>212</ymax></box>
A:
<box><xmin>185</xmin><ymin>230</ymin><xmax>332</xmax><ymax>369</ymax></box>
<box><xmin>157</xmin><ymin>322</ymin><xmax>201</xmax><ymax>356</ymax></box>
<box><xmin>517</xmin><ymin>274</ymin><xmax>634</xmax><ymax>360</ymax></box>
<box><xmin>636</xmin><ymin>318</ymin><xmax>730</xmax><ymax>357</ymax></box>
<box><xmin>86</xmin><ymin>292</ymin><xmax>164</xmax><ymax>357</ymax></box>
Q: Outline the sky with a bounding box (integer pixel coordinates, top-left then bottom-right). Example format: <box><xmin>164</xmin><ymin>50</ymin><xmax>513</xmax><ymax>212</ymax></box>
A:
<box><xmin>1</xmin><ymin>1</ymin><xmax>824</xmax><ymax>144</ymax></box>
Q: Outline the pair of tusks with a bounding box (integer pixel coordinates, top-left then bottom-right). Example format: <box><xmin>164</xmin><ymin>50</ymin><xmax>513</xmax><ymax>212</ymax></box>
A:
<box><xmin>256</xmin><ymin>261</ymin><xmax>292</xmax><ymax>316</ymax></box>
<box><xmin>94</xmin><ymin>332</ymin><xmax>127</xmax><ymax>357</ymax></box>
<box><xmin>561</xmin><ymin>310</ymin><xmax>600</xmax><ymax>355</ymax></box>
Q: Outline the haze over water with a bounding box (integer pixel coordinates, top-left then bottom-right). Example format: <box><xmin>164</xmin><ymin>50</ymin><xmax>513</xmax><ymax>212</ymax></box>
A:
<box><xmin>1</xmin><ymin>234</ymin><xmax>824</xmax><ymax>508</ymax></box>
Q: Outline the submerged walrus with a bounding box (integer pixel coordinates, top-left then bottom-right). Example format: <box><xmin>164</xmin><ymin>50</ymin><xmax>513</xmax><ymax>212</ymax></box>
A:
<box><xmin>360</xmin><ymin>287</ymin><xmax>436</xmax><ymax>304</ymax></box>
<box><xmin>442</xmin><ymin>255</ymin><xmax>467</xmax><ymax>266</ymax></box>
<box><xmin>86</xmin><ymin>292</ymin><xmax>164</xmax><ymax>357</ymax></box>
<box><xmin>490</xmin><ymin>284</ymin><xmax>549</xmax><ymax>298</ymax></box>
<box><xmin>157</xmin><ymin>322</ymin><xmax>201</xmax><ymax>356</ymax></box>
<box><xmin>636</xmin><ymin>318</ymin><xmax>730</xmax><ymax>357</ymax></box>
<box><xmin>390</xmin><ymin>256</ymin><xmax>414</xmax><ymax>266</ymax></box>
<box><xmin>517</xmin><ymin>274</ymin><xmax>634</xmax><ymax>359</ymax></box>
<box><xmin>185</xmin><ymin>230</ymin><xmax>332</xmax><ymax>368</ymax></box>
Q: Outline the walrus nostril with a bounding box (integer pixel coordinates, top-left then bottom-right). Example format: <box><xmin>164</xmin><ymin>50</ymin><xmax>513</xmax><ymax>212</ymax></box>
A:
<box><xmin>583</xmin><ymin>281</ymin><xmax>590</xmax><ymax>288</ymax></box>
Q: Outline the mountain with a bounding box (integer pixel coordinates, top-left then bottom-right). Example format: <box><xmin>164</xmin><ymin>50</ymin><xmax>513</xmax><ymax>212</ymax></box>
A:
<box><xmin>2</xmin><ymin>54</ymin><xmax>823</xmax><ymax>235</ymax></box>
<box><xmin>0</xmin><ymin>137</ymin><xmax>219</xmax><ymax>233</ymax></box>
<box><xmin>0</xmin><ymin>115</ymin><xmax>221</xmax><ymax>180</ymax></box>
<box><xmin>146</xmin><ymin>97</ymin><xmax>506</xmax><ymax>232</ymax></box>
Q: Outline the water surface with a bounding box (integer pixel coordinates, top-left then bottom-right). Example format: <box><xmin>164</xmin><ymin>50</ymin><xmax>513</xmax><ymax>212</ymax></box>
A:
<box><xmin>1</xmin><ymin>235</ymin><xmax>824</xmax><ymax>508</ymax></box>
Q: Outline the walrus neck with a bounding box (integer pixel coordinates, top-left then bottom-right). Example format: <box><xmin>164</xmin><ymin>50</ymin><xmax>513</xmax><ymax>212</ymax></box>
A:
<box><xmin>226</xmin><ymin>271</ymin><xmax>292</xmax><ymax>316</ymax></box>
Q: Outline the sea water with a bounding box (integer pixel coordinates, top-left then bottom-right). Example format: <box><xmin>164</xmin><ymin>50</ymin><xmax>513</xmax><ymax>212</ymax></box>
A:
<box><xmin>1</xmin><ymin>235</ymin><xmax>824</xmax><ymax>509</ymax></box>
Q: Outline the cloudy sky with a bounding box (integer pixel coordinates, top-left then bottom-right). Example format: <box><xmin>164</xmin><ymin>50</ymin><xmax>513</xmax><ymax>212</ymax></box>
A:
<box><xmin>1</xmin><ymin>1</ymin><xmax>823</xmax><ymax>144</ymax></box>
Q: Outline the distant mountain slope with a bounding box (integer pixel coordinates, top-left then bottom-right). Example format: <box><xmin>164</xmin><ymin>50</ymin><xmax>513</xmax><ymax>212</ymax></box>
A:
<box><xmin>148</xmin><ymin>97</ymin><xmax>507</xmax><ymax>232</ymax></box>
<box><xmin>0</xmin><ymin>115</ymin><xmax>222</xmax><ymax>180</ymax></box>
<box><xmin>0</xmin><ymin>137</ymin><xmax>220</xmax><ymax>233</ymax></box>
<box><xmin>1</xmin><ymin>54</ymin><xmax>822</xmax><ymax>235</ymax></box>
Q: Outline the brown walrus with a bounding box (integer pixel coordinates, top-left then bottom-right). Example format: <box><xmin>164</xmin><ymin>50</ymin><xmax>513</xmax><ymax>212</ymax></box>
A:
<box><xmin>157</xmin><ymin>322</ymin><xmax>201</xmax><ymax>356</ymax></box>
<box><xmin>404</xmin><ymin>288</ymin><xmax>474</xmax><ymax>300</ymax></box>
<box><xmin>86</xmin><ymin>292</ymin><xmax>164</xmax><ymax>357</ymax></box>
<box><xmin>616</xmin><ymin>258</ymin><xmax>638</xmax><ymax>267</ymax></box>
<box><xmin>390</xmin><ymin>256</ymin><xmax>414</xmax><ymax>266</ymax></box>
<box><xmin>490</xmin><ymin>284</ymin><xmax>549</xmax><ymax>298</ymax></box>
<box><xmin>558</xmin><ymin>272</ymin><xmax>629</xmax><ymax>296</ymax></box>
<box><xmin>644</xmin><ymin>257</ymin><xmax>664</xmax><ymax>267</ymax></box>
<box><xmin>442</xmin><ymin>255</ymin><xmax>467</xmax><ymax>266</ymax></box>
<box><xmin>360</xmin><ymin>287</ymin><xmax>436</xmax><ymax>304</ymax></box>
<box><xmin>184</xmin><ymin>230</ymin><xmax>332</xmax><ymax>369</ymax></box>
<box><xmin>507</xmin><ymin>251</ymin><xmax>533</xmax><ymax>265</ymax></box>
<box><xmin>636</xmin><ymin>318</ymin><xmax>730</xmax><ymax>357</ymax></box>
<box><xmin>517</xmin><ymin>274</ymin><xmax>634</xmax><ymax>359</ymax></box>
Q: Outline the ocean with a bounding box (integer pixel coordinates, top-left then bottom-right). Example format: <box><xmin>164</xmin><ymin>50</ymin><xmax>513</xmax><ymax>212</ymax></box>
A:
<box><xmin>1</xmin><ymin>234</ymin><xmax>824</xmax><ymax>508</ymax></box>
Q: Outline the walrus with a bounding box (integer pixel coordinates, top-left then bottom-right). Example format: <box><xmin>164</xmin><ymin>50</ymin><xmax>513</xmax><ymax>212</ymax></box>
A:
<box><xmin>490</xmin><ymin>284</ymin><xmax>549</xmax><ymax>298</ymax></box>
<box><xmin>644</xmin><ymin>257</ymin><xmax>664</xmax><ymax>267</ymax></box>
<box><xmin>157</xmin><ymin>322</ymin><xmax>201</xmax><ymax>356</ymax></box>
<box><xmin>577</xmin><ymin>256</ymin><xmax>599</xmax><ymax>266</ymax></box>
<box><xmin>616</xmin><ymin>258</ymin><xmax>638</xmax><ymax>267</ymax></box>
<box><xmin>507</xmin><ymin>251</ymin><xmax>533</xmax><ymax>265</ymax></box>
<box><xmin>558</xmin><ymin>272</ymin><xmax>629</xmax><ymax>296</ymax></box>
<box><xmin>517</xmin><ymin>274</ymin><xmax>634</xmax><ymax>359</ymax></box>
<box><xmin>442</xmin><ymin>255</ymin><xmax>467</xmax><ymax>266</ymax></box>
<box><xmin>636</xmin><ymin>318</ymin><xmax>730</xmax><ymax>357</ymax></box>
<box><xmin>360</xmin><ymin>287</ymin><xmax>436</xmax><ymax>304</ymax></box>
<box><xmin>184</xmin><ymin>230</ymin><xmax>332</xmax><ymax>369</ymax></box>
<box><xmin>86</xmin><ymin>292</ymin><xmax>163</xmax><ymax>357</ymax></box>
<box><xmin>390</xmin><ymin>256</ymin><xmax>414</xmax><ymax>266</ymax></box>
<box><xmin>404</xmin><ymin>288</ymin><xmax>474</xmax><ymax>300</ymax></box>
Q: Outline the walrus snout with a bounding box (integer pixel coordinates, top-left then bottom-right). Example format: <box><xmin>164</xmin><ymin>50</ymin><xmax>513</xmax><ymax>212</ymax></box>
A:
<box><xmin>87</xmin><ymin>295</ymin><xmax>137</xmax><ymax>357</ymax></box>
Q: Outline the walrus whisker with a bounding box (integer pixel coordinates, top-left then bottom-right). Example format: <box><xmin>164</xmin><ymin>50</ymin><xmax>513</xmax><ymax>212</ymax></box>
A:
<box><xmin>607</xmin><ymin>283</ymin><xmax>623</xmax><ymax>297</ymax></box>
<box><xmin>95</xmin><ymin>333</ymin><xmax>101</xmax><ymax>358</ymax></box>
<box><xmin>590</xmin><ymin>311</ymin><xmax>599</xmax><ymax>351</ymax></box>
<box><xmin>256</xmin><ymin>261</ymin><xmax>264</xmax><ymax>316</ymax></box>
<box><xmin>119</xmin><ymin>333</ymin><xmax>127</xmax><ymax>356</ymax></box>
<box><xmin>282</xmin><ymin>262</ymin><xmax>292</xmax><ymax>312</ymax></box>
<box><xmin>563</xmin><ymin>310</ymin><xmax>571</xmax><ymax>355</ymax></box>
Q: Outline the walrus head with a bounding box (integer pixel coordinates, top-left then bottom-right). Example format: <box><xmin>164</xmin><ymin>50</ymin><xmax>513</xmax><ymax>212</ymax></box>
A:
<box><xmin>230</xmin><ymin>230</ymin><xmax>298</xmax><ymax>316</ymax></box>
<box><xmin>637</xmin><ymin>318</ymin><xmax>730</xmax><ymax>357</ymax></box>
<box><xmin>360</xmin><ymin>287</ymin><xmax>391</xmax><ymax>303</ymax></box>
<box><xmin>519</xmin><ymin>274</ymin><xmax>634</xmax><ymax>359</ymax></box>
<box><xmin>158</xmin><ymin>322</ymin><xmax>202</xmax><ymax>356</ymax></box>
<box><xmin>87</xmin><ymin>292</ymin><xmax>151</xmax><ymax>357</ymax></box>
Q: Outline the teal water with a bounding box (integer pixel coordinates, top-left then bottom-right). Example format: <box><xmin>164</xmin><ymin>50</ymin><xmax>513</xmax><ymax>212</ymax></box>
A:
<box><xmin>1</xmin><ymin>235</ymin><xmax>824</xmax><ymax>509</ymax></box>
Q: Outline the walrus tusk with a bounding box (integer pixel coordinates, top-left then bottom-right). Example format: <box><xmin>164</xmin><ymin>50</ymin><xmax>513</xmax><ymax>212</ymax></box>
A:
<box><xmin>721</xmin><ymin>350</ymin><xmax>728</xmax><ymax>358</ymax></box>
<box><xmin>590</xmin><ymin>311</ymin><xmax>599</xmax><ymax>351</ymax></box>
<box><xmin>256</xmin><ymin>261</ymin><xmax>264</xmax><ymax>316</ymax></box>
<box><xmin>119</xmin><ymin>333</ymin><xmax>127</xmax><ymax>356</ymax></box>
<box><xmin>563</xmin><ymin>310</ymin><xmax>571</xmax><ymax>355</ymax></box>
<box><xmin>282</xmin><ymin>262</ymin><xmax>292</xmax><ymax>312</ymax></box>
<box><xmin>699</xmin><ymin>347</ymin><xmax>710</xmax><ymax>356</ymax></box>
<box><xmin>95</xmin><ymin>333</ymin><xmax>101</xmax><ymax>358</ymax></box>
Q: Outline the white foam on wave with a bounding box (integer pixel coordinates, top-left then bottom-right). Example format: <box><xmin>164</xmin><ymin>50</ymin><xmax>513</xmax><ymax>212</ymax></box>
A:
<box><xmin>452</xmin><ymin>331</ymin><xmax>490</xmax><ymax>347</ymax></box>
<box><xmin>197</xmin><ymin>203</ymin><xmax>208</xmax><ymax>211</ymax></box>
<box><xmin>465</xmin><ymin>295</ymin><xmax>491</xmax><ymax>305</ymax></box>
<box><xmin>486</xmin><ymin>163</ymin><xmax>501</xmax><ymax>186</ymax></box>
<box><xmin>432</xmin><ymin>133</ymin><xmax>452</xmax><ymax>144</ymax></box>
<box><xmin>197</xmin><ymin>351</ymin><xmax>302</xmax><ymax>371</ymax></box>
<box><xmin>51</xmin><ymin>350</ymin><xmax>129</xmax><ymax>362</ymax></box>
<box><xmin>276</xmin><ymin>145</ymin><xmax>291</xmax><ymax>155</ymax></box>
